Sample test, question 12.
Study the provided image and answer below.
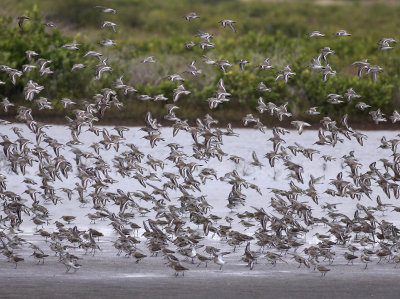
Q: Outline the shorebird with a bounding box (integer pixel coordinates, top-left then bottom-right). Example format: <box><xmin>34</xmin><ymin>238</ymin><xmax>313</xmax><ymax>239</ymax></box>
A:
<box><xmin>355</xmin><ymin>102</ymin><xmax>371</xmax><ymax>111</ymax></box>
<box><xmin>61</xmin><ymin>216</ymin><xmax>76</xmax><ymax>224</ymax></box>
<box><xmin>215</xmin><ymin>59</ymin><xmax>232</xmax><ymax>73</ymax></box>
<box><xmin>99</xmin><ymin>38</ymin><xmax>117</xmax><ymax>46</ymax></box>
<box><xmin>360</xmin><ymin>254</ymin><xmax>372</xmax><ymax>269</ymax></box>
<box><xmin>265</xmin><ymin>251</ymin><xmax>286</xmax><ymax>266</ymax></box>
<box><xmin>292</xmin><ymin>254</ymin><xmax>310</xmax><ymax>269</ymax></box>
<box><xmin>142</xmin><ymin>56</ymin><xmax>156</xmax><ymax>63</ymax></box>
<box><xmin>184</xmin><ymin>12</ymin><xmax>199</xmax><ymax>21</ymax></box>
<box><xmin>275</xmin><ymin>65</ymin><xmax>296</xmax><ymax>83</ymax></box>
<box><xmin>132</xmin><ymin>251</ymin><xmax>147</xmax><ymax>263</ymax></box>
<box><xmin>17</xmin><ymin>15</ymin><xmax>30</xmax><ymax>29</ymax></box>
<box><xmin>327</xmin><ymin>93</ymin><xmax>343</xmax><ymax>104</ymax></box>
<box><xmin>392</xmin><ymin>255</ymin><xmax>400</xmax><ymax>268</ymax></box>
<box><xmin>44</xmin><ymin>22</ymin><xmax>56</xmax><ymax>28</ymax></box>
<box><xmin>219</xmin><ymin>20</ymin><xmax>237</xmax><ymax>32</ymax></box>
<box><xmin>238</xmin><ymin>59</ymin><xmax>249</xmax><ymax>72</ymax></box>
<box><xmin>32</xmin><ymin>252</ymin><xmax>49</xmax><ymax>264</ymax></box>
<box><xmin>60</xmin><ymin>98</ymin><xmax>76</xmax><ymax>108</ymax></box>
<box><xmin>214</xmin><ymin>252</ymin><xmax>230</xmax><ymax>270</ymax></box>
<box><xmin>101</xmin><ymin>21</ymin><xmax>117</xmax><ymax>32</ymax></box>
<box><xmin>179</xmin><ymin>246</ymin><xmax>198</xmax><ymax>264</ymax></box>
<box><xmin>61</xmin><ymin>256</ymin><xmax>81</xmax><ymax>273</ymax></box>
<box><xmin>94</xmin><ymin>6</ymin><xmax>116</xmax><ymax>14</ymax></box>
<box><xmin>352</xmin><ymin>59</ymin><xmax>370</xmax><ymax>78</ymax></box>
<box><xmin>197</xmin><ymin>253</ymin><xmax>212</xmax><ymax>267</ymax></box>
<box><xmin>321</xmin><ymin>65</ymin><xmax>337</xmax><ymax>82</ymax></box>
<box><xmin>83</xmin><ymin>51</ymin><xmax>103</xmax><ymax>59</ymax></box>
<box><xmin>319</xmin><ymin>47</ymin><xmax>335</xmax><ymax>63</ymax></box>
<box><xmin>257</xmin><ymin>58</ymin><xmax>274</xmax><ymax>70</ymax></box>
<box><xmin>11</xmin><ymin>255</ymin><xmax>24</xmax><ymax>268</ymax></box>
<box><xmin>0</xmin><ymin>98</ymin><xmax>14</xmax><ymax>112</ymax></box>
<box><xmin>378</xmin><ymin>38</ymin><xmax>396</xmax><ymax>50</ymax></box>
<box><xmin>61</xmin><ymin>43</ymin><xmax>80</xmax><ymax>50</ymax></box>
<box><xmin>291</xmin><ymin>121</ymin><xmax>311</xmax><ymax>135</ymax></box>
<box><xmin>308</xmin><ymin>30</ymin><xmax>325</xmax><ymax>37</ymax></box>
<box><xmin>22</xmin><ymin>64</ymin><xmax>36</xmax><ymax>72</ymax></box>
<box><xmin>154</xmin><ymin>94</ymin><xmax>168</xmax><ymax>102</ymax></box>
<box><xmin>202</xmin><ymin>55</ymin><xmax>216</xmax><ymax>65</ymax></box>
<box><xmin>344</xmin><ymin>252</ymin><xmax>358</xmax><ymax>265</ymax></box>
<box><xmin>167</xmin><ymin>74</ymin><xmax>185</xmax><ymax>82</ymax></box>
<box><xmin>310</xmin><ymin>55</ymin><xmax>324</xmax><ymax>70</ymax></box>
<box><xmin>25</xmin><ymin>50</ymin><xmax>38</xmax><ymax>61</ymax></box>
<box><xmin>366</xmin><ymin>65</ymin><xmax>383</xmax><ymax>82</ymax></box>
<box><xmin>257</xmin><ymin>82</ymin><xmax>271</xmax><ymax>92</ymax></box>
<box><xmin>390</xmin><ymin>110</ymin><xmax>400</xmax><ymax>123</ymax></box>
<box><xmin>343</xmin><ymin>88</ymin><xmax>361</xmax><ymax>102</ymax></box>
<box><xmin>335</xmin><ymin>30</ymin><xmax>351</xmax><ymax>37</ymax></box>
<box><xmin>95</xmin><ymin>64</ymin><xmax>112</xmax><ymax>80</ymax></box>
<box><xmin>306</xmin><ymin>107</ymin><xmax>320</xmax><ymax>115</ymax></box>
<box><xmin>317</xmin><ymin>264</ymin><xmax>330</xmax><ymax>276</ymax></box>
<box><xmin>171</xmin><ymin>262</ymin><xmax>189</xmax><ymax>277</ymax></box>
<box><xmin>173</xmin><ymin>84</ymin><xmax>190</xmax><ymax>102</ymax></box>
<box><xmin>198</xmin><ymin>40</ymin><xmax>215</xmax><ymax>50</ymax></box>
<box><xmin>185</xmin><ymin>41</ymin><xmax>196</xmax><ymax>49</ymax></box>
<box><xmin>183</xmin><ymin>61</ymin><xmax>202</xmax><ymax>76</ymax></box>
<box><xmin>71</xmin><ymin>64</ymin><xmax>85</xmax><ymax>72</ymax></box>
<box><xmin>369</xmin><ymin>109</ymin><xmax>387</xmax><ymax>124</ymax></box>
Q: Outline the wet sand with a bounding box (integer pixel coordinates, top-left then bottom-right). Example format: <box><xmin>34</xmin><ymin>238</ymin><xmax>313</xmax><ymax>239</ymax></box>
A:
<box><xmin>1</xmin><ymin>254</ymin><xmax>400</xmax><ymax>299</ymax></box>
<box><xmin>1</xmin><ymin>271</ymin><xmax>399</xmax><ymax>299</ymax></box>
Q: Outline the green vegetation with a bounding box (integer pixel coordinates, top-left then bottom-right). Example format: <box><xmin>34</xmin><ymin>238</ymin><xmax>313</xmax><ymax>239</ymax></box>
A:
<box><xmin>1</xmin><ymin>1</ymin><xmax>400</xmax><ymax>125</ymax></box>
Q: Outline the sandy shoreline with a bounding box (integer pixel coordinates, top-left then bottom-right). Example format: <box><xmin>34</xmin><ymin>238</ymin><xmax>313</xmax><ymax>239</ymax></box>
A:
<box><xmin>1</xmin><ymin>258</ymin><xmax>400</xmax><ymax>299</ymax></box>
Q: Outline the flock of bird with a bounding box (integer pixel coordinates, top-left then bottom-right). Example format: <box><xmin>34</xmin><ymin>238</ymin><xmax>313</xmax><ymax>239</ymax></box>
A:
<box><xmin>1</xmin><ymin>6</ymin><xmax>400</xmax><ymax>278</ymax></box>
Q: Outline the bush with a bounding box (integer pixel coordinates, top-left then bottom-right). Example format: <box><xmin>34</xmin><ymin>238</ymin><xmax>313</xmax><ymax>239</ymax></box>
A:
<box><xmin>1</xmin><ymin>2</ymin><xmax>400</xmax><ymax>125</ymax></box>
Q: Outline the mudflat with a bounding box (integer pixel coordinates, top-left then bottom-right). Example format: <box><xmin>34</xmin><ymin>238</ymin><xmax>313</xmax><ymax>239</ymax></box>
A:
<box><xmin>1</xmin><ymin>254</ymin><xmax>399</xmax><ymax>299</ymax></box>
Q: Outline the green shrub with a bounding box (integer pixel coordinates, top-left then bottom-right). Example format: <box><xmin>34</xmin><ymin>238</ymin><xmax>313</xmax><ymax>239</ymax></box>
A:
<box><xmin>1</xmin><ymin>1</ymin><xmax>400</xmax><ymax>124</ymax></box>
